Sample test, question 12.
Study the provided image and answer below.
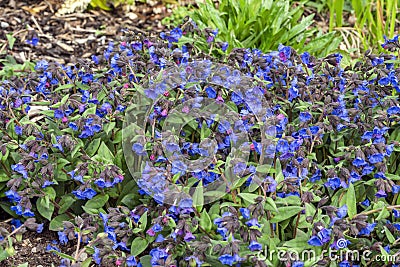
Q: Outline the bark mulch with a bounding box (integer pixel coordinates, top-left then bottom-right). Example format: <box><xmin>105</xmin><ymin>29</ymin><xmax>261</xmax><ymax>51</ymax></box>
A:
<box><xmin>0</xmin><ymin>0</ymin><xmax>174</xmax><ymax>65</ymax></box>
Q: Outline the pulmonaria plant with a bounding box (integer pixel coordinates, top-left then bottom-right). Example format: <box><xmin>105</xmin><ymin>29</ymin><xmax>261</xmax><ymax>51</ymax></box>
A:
<box><xmin>2</xmin><ymin>19</ymin><xmax>400</xmax><ymax>267</ymax></box>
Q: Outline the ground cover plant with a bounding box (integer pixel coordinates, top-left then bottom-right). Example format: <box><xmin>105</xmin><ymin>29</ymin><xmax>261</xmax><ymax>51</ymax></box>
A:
<box><xmin>166</xmin><ymin>0</ymin><xmax>342</xmax><ymax>57</ymax></box>
<box><xmin>2</xmin><ymin>18</ymin><xmax>400</xmax><ymax>267</ymax></box>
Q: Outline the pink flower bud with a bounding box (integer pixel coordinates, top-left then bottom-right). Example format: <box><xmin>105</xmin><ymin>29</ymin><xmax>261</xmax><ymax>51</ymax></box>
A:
<box><xmin>250</xmin><ymin>143</ymin><xmax>255</xmax><ymax>151</ymax></box>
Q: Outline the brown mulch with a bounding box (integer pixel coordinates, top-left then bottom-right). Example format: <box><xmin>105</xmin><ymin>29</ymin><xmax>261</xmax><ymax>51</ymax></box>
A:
<box><xmin>0</xmin><ymin>0</ymin><xmax>176</xmax><ymax>65</ymax></box>
<box><xmin>1</xmin><ymin>227</ymin><xmax>76</xmax><ymax>267</ymax></box>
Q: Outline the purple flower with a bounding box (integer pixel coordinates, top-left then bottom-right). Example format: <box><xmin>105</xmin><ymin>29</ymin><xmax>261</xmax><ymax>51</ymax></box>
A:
<box><xmin>375</xmin><ymin>189</ymin><xmax>387</xmax><ymax>198</ymax></box>
<box><xmin>179</xmin><ymin>198</ymin><xmax>193</xmax><ymax>209</ymax></box>
<box><xmin>221</xmin><ymin>42</ymin><xmax>229</xmax><ymax>52</ymax></box>
<box><xmin>15</xmin><ymin>125</ymin><xmax>23</xmax><ymax>136</ymax></box>
<box><xmin>184</xmin><ymin>231</ymin><xmax>196</xmax><ymax>242</ymax></box>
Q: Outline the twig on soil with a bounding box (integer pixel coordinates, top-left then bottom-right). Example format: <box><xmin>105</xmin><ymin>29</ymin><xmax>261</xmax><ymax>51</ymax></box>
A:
<box><xmin>31</xmin><ymin>15</ymin><xmax>44</xmax><ymax>35</ymax></box>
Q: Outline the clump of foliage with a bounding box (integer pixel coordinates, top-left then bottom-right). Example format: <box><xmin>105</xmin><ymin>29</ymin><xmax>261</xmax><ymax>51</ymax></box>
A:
<box><xmin>2</xmin><ymin>19</ymin><xmax>400</xmax><ymax>267</ymax></box>
<box><xmin>167</xmin><ymin>0</ymin><xmax>342</xmax><ymax>57</ymax></box>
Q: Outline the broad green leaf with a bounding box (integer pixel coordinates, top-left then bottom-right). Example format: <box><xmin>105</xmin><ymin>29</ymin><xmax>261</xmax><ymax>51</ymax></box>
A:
<box><xmin>37</xmin><ymin>197</ymin><xmax>54</xmax><ymax>220</ymax></box>
<box><xmin>193</xmin><ymin>181</ymin><xmax>204</xmax><ymax>212</ymax></box>
<box><xmin>238</xmin><ymin>193</ymin><xmax>259</xmax><ymax>204</ymax></box>
<box><xmin>346</xmin><ymin>183</ymin><xmax>357</xmax><ymax>218</ymax></box>
<box><xmin>86</xmin><ymin>138</ymin><xmax>102</xmax><ymax>157</ymax></box>
<box><xmin>49</xmin><ymin>214</ymin><xmax>70</xmax><ymax>231</ymax></box>
<box><xmin>270</xmin><ymin>206</ymin><xmax>303</xmax><ymax>223</ymax></box>
<box><xmin>200</xmin><ymin>211</ymin><xmax>212</xmax><ymax>232</ymax></box>
<box><xmin>85</xmin><ymin>194</ymin><xmax>109</xmax><ymax>209</ymax></box>
<box><xmin>131</xmin><ymin>237</ymin><xmax>149</xmax><ymax>256</ymax></box>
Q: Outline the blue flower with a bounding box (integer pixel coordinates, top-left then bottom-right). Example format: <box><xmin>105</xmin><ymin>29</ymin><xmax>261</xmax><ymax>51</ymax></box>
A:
<box><xmin>15</xmin><ymin>125</ymin><xmax>23</xmax><ymax>136</ymax></box>
<box><xmin>359</xmin><ymin>223</ymin><xmax>377</xmax><ymax>236</ymax></box>
<box><xmin>58</xmin><ymin>231</ymin><xmax>68</xmax><ymax>245</ymax></box>
<box><xmin>292</xmin><ymin>262</ymin><xmax>304</xmax><ymax>267</ymax></box>
<box><xmin>205</xmin><ymin>86</ymin><xmax>216</xmax><ymax>98</ymax></box>
<box><xmin>149</xmin><ymin>248</ymin><xmax>169</xmax><ymax>265</ymax></box>
<box><xmin>5</xmin><ymin>190</ymin><xmax>21</xmax><ymax>202</ymax></box>
<box><xmin>179</xmin><ymin>198</ymin><xmax>193</xmax><ymax>209</ymax></box>
<box><xmin>239</xmin><ymin>208</ymin><xmax>250</xmax><ymax>219</ymax></box>
<box><xmin>26</xmin><ymin>36</ymin><xmax>39</xmax><ymax>46</ymax></box>
<box><xmin>221</xmin><ymin>42</ymin><xmax>229</xmax><ymax>52</ymax></box>
<box><xmin>352</xmin><ymin>157</ymin><xmax>367</xmax><ymax>167</ymax></box>
<box><xmin>375</xmin><ymin>189</ymin><xmax>387</xmax><ymax>198</ymax></box>
<box><xmin>11</xmin><ymin>164</ymin><xmax>28</xmax><ymax>178</ymax></box>
<box><xmin>299</xmin><ymin>112</ymin><xmax>312</xmax><ymax>122</ymax></box>
<box><xmin>93</xmin><ymin>247</ymin><xmax>101</xmax><ymax>264</ymax></box>
<box><xmin>35</xmin><ymin>60</ymin><xmax>49</xmax><ymax>71</ymax></box>
<box><xmin>325</xmin><ymin>177</ymin><xmax>341</xmax><ymax>190</ymax></box>
<box><xmin>72</xmin><ymin>188</ymin><xmax>97</xmax><ymax>200</ymax></box>
<box><xmin>126</xmin><ymin>256</ymin><xmax>138</xmax><ymax>266</ymax></box>
<box><xmin>388</xmin><ymin>106</ymin><xmax>400</xmax><ymax>116</ymax></box>
<box><xmin>248</xmin><ymin>241</ymin><xmax>262</xmax><ymax>251</ymax></box>
<box><xmin>361</xmin><ymin>198</ymin><xmax>370</xmax><ymax>207</ymax></box>
<box><xmin>369</xmin><ymin>153</ymin><xmax>384</xmax><ymax>164</ymax></box>
<box><xmin>218</xmin><ymin>254</ymin><xmax>235</xmax><ymax>266</ymax></box>
<box><xmin>245</xmin><ymin>218</ymin><xmax>261</xmax><ymax>228</ymax></box>
<box><xmin>276</xmin><ymin>139</ymin><xmax>289</xmax><ymax>153</ymax></box>
<box><xmin>307</xmin><ymin>235</ymin><xmax>323</xmax><ymax>246</ymax></box>
<box><xmin>132</xmin><ymin>143</ymin><xmax>147</xmax><ymax>156</ymax></box>
<box><xmin>337</xmin><ymin>205</ymin><xmax>347</xmax><ymax>218</ymax></box>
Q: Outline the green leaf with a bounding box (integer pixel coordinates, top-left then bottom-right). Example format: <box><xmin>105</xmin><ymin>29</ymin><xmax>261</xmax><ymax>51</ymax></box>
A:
<box><xmin>139</xmin><ymin>255</ymin><xmax>152</xmax><ymax>267</ymax></box>
<box><xmin>0</xmin><ymin>171</ymin><xmax>10</xmax><ymax>182</ymax></box>
<box><xmin>85</xmin><ymin>194</ymin><xmax>109</xmax><ymax>209</ymax></box>
<box><xmin>130</xmin><ymin>237</ymin><xmax>149</xmax><ymax>256</ymax></box>
<box><xmin>59</xmin><ymin>195</ymin><xmax>75</xmax><ymax>214</ymax></box>
<box><xmin>200</xmin><ymin>211</ymin><xmax>212</xmax><ymax>232</ymax></box>
<box><xmin>270</xmin><ymin>206</ymin><xmax>303</xmax><ymax>223</ymax></box>
<box><xmin>86</xmin><ymin>138</ymin><xmax>102</xmax><ymax>157</ymax></box>
<box><xmin>384</xmin><ymin>226</ymin><xmax>395</xmax><ymax>243</ymax></box>
<box><xmin>238</xmin><ymin>193</ymin><xmax>259</xmax><ymax>204</ymax></box>
<box><xmin>193</xmin><ymin>181</ymin><xmax>204</xmax><ymax>212</ymax></box>
<box><xmin>97</xmin><ymin>141</ymin><xmax>114</xmax><ymax>162</ymax></box>
<box><xmin>264</xmin><ymin>197</ymin><xmax>278</xmax><ymax>212</ymax></box>
<box><xmin>104</xmin><ymin>122</ymin><xmax>116</xmax><ymax>135</ymax></box>
<box><xmin>346</xmin><ymin>183</ymin><xmax>357</xmax><ymax>218</ymax></box>
<box><xmin>49</xmin><ymin>214</ymin><xmax>70</xmax><ymax>231</ymax></box>
<box><xmin>37</xmin><ymin>197</ymin><xmax>54</xmax><ymax>220</ymax></box>
<box><xmin>6</xmin><ymin>34</ymin><xmax>16</xmax><ymax>50</ymax></box>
